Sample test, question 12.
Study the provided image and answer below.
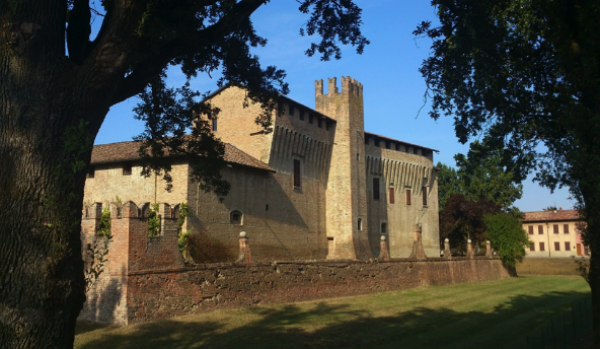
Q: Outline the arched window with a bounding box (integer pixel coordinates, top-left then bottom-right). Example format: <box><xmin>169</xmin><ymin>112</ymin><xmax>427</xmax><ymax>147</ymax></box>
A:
<box><xmin>381</xmin><ymin>222</ymin><xmax>387</xmax><ymax>234</ymax></box>
<box><xmin>357</xmin><ymin>218</ymin><xmax>363</xmax><ymax>231</ymax></box>
<box><xmin>230</xmin><ymin>210</ymin><xmax>243</xmax><ymax>225</ymax></box>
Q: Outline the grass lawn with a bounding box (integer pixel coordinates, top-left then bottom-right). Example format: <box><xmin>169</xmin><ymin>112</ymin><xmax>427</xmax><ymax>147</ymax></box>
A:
<box><xmin>75</xmin><ymin>276</ymin><xmax>590</xmax><ymax>349</ymax></box>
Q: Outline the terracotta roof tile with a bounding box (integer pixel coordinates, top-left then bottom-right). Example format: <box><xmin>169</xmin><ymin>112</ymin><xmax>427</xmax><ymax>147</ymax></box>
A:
<box><xmin>90</xmin><ymin>141</ymin><xmax>274</xmax><ymax>172</ymax></box>
<box><xmin>522</xmin><ymin>209</ymin><xmax>579</xmax><ymax>222</ymax></box>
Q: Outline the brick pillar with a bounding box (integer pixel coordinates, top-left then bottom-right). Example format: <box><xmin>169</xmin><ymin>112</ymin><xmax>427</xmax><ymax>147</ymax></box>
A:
<box><xmin>485</xmin><ymin>240</ymin><xmax>492</xmax><ymax>258</ymax></box>
<box><xmin>408</xmin><ymin>225</ymin><xmax>427</xmax><ymax>260</ymax></box>
<box><xmin>378</xmin><ymin>235</ymin><xmax>390</xmax><ymax>261</ymax></box>
<box><xmin>237</xmin><ymin>231</ymin><xmax>255</xmax><ymax>265</ymax></box>
<box><xmin>444</xmin><ymin>238</ymin><xmax>452</xmax><ymax>259</ymax></box>
<box><xmin>466</xmin><ymin>239</ymin><xmax>474</xmax><ymax>259</ymax></box>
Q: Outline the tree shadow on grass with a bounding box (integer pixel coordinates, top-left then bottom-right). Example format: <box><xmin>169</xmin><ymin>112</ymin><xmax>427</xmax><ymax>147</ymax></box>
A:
<box><xmin>76</xmin><ymin>290</ymin><xmax>589</xmax><ymax>349</ymax></box>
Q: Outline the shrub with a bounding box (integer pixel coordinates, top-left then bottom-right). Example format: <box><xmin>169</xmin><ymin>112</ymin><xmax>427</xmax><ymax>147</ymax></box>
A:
<box><xmin>484</xmin><ymin>212</ymin><xmax>530</xmax><ymax>267</ymax></box>
<box><xmin>97</xmin><ymin>207</ymin><xmax>111</xmax><ymax>237</ymax></box>
<box><xmin>148</xmin><ymin>203</ymin><xmax>161</xmax><ymax>237</ymax></box>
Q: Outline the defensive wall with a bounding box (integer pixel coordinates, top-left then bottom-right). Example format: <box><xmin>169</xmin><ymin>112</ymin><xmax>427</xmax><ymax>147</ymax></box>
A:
<box><xmin>79</xmin><ymin>201</ymin><xmax>511</xmax><ymax>326</ymax></box>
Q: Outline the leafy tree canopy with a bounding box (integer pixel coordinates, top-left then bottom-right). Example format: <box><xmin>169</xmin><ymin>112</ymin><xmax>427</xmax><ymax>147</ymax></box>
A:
<box><xmin>437</xmin><ymin>141</ymin><xmax>522</xmax><ymax>212</ymax></box>
<box><xmin>484</xmin><ymin>212</ymin><xmax>530</xmax><ymax>268</ymax></box>
<box><xmin>416</xmin><ymin>0</ymin><xmax>600</xmax><ymax>342</ymax></box>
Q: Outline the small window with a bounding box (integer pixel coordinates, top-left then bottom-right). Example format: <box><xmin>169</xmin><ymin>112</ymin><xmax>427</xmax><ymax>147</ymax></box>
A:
<box><xmin>293</xmin><ymin>159</ymin><xmax>301</xmax><ymax>189</ymax></box>
<box><xmin>230</xmin><ymin>210</ymin><xmax>243</xmax><ymax>225</ymax></box>
<box><xmin>87</xmin><ymin>166</ymin><xmax>95</xmax><ymax>178</ymax></box>
<box><xmin>325</xmin><ymin>121</ymin><xmax>330</xmax><ymax>131</ymax></box>
<box><xmin>289</xmin><ymin>104</ymin><xmax>295</xmax><ymax>116</ymax></box>
<box><xmin>381</xmin><ymin>222</ymin><xmax>387</xmax><ymax>233</ymax></box>
<box><xmin>364</xmin><ymin>137</ymin><xmax>369</xmax><ymax>145</ymax></box>
<box><xmin>123</xmin><ymin>162</ymin><xmax>132</xmax><ymax>176</ymax></box>
<box><xmin>538</xmin><ymin>225</ymin><xmax>544</xmax><ymax>235</ymax></box>
<box><xmin>540</xmin><ymin>242</ymin><xmax>545</xmax><ymax>251</ymax></box>
<box><xmin>299</xmin><ymin>110</ymin><xmax>305</xmax><ymax>120</ymax></box>
<box><xmin>530</xmin><ymin>242</ymin><xmax>535</xmax><ymax>251</ymax></box>
<box><xmin>564</xmin><ymin>224</ymin><xmax>570</xmax><ymax>234</ymax></box>
<box><xmin>358</xmin><ymin>218</ymin><xmax>363</xmax><ymax>231</ymax></box>
<box><xmin>554</xmin><ymin>242</ymin><xmax>560</xmax><ymax>251</ymax></box>
<box><xmin>395</xmin><ymin>143</ymin><xmax>401</xmax><ymax>151</ymax></box>
<box><xmin>406</xmin><ymin>189</ymin><xmax>412</xmax><ymax>205</ymax></box>
<box><xmin>317</xmin><ymin>118</ymin><xmax>322</xmax><ymax>128</ymax></box>
<box><xmin>308</xmin><ymin>114</ymin><xmax>314</xmax><ymax>124</ymax></box>
<box><xmin>389</xmin><ymin>187</ymin><xmax>395</xmax><ymax>204</ymax></box>
<box><xmin>528</xmin><ymin>226</ymin><xmax>534</xmax><ymax>235</ymax></box>
<box><xmin>278</xmin><ymin>101</ymin><xmax>284</xmax><ymax>114</ymax></box>
<box><xmin>422</xmin><ymin>186</ymin><xmax>427</xmax><ymax>206</ymax></box>
<box><xmin>373</xmin><ymin>178</ymin><xmax>380</xmax><ymax>200</ymax></box>
<box><xmin>565</xmin><ymin>242</ymin><xmax>571</xmax><ymax>251</ymax></box>
<box><xmin>385</xmin><ymin>141</ymin><xmax>391</xmax><ymax>149</ymax></box>
<box><xmin>374</xmin><ymin>139</ymin><xmax>380</xmax><ymax>147</ymax></box>
<box><xmin>553</xmin><ymin>224</ymin><xmax>559</xmax><ymax>234</ymax></box>
<box><xmin>212</xmin><ymin>118</ymin><xmax>217</xmax><ymax>131</ymax></box>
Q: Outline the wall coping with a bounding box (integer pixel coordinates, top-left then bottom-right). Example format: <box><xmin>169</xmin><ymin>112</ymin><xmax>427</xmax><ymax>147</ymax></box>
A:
<box><xmin>126</xmin><ymin>257</ymin><xmax>502</xmax><ymax>276</ymax></box>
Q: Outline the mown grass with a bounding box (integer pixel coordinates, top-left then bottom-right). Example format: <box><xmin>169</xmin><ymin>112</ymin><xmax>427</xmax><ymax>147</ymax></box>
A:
<box><xmin>75</xmin><ymin>276</ymin><xmax>590</xmax><ymax>349</ymax></box>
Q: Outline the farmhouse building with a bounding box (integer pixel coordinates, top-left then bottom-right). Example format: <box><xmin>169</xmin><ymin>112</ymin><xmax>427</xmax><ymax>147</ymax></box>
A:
<box><xmin>83</xmin><ymin>77</ymin><xmax>440</xmax><ymax>262</ymax></box>
<box><xmin>521</xmin><ymin>209</ymin><xmax>588</xmax><ymax>258</ymax></box>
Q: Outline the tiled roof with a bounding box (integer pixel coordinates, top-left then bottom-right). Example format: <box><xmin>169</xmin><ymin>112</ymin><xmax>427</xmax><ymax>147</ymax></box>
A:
<box><xmin>522</xmin><ymin>209</ymin><xmax>579</xmax><ymax>222</ymax></box>
<box><xmin>364</xmin><ymin>131</ymin><xmax>439</xmax><ymax>152</ymax></box>
<box><xmin>90</xmin><ymin>140</ymin><xmax>274</xmax><ymax>172</ymax></box>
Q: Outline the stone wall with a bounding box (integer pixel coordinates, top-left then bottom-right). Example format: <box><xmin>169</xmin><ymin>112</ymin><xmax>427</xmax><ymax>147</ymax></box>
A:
<box><xmin>124</xmin><ymin>258</ymin><xmax>510</xmax><ymax>324</ymax></box>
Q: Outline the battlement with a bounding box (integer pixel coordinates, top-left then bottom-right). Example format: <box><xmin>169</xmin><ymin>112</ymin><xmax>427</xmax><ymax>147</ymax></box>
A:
<box><xmin>315</xmin><ymin>76</ymin><xmax>363</xmax><ymax>97</ymax></box>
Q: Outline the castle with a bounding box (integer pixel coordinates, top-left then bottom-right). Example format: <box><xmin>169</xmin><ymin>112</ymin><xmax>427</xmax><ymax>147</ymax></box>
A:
<box><xmin>83</xmin><ymin>76</ymin><xmax>440</xmax><ymax>262</ymax></box>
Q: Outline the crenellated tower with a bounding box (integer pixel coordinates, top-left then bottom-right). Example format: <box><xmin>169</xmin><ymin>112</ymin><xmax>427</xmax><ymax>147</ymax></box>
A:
<box><xmin>316</xmin><ymin>77</ymin><xmax>371</xmax><ymax>260</ymax></box>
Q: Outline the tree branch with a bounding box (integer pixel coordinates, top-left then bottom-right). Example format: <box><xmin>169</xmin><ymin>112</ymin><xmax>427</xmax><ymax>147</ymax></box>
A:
<box><xmin>110</xmin><ymin>0</ymin><xmax>267</xmax><ymax>105</ymax></box>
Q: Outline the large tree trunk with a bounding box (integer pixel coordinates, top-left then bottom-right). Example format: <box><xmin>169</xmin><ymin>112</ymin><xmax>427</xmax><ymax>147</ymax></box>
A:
<box><xmin>0</xmin><ymin>20</ymin><xmax>112</xmax><ymax>349</ymax></box>
<box><xmin>0</xmin><ymin>78</ymin><xmax>108</xmax><ymax>348</ymax></box>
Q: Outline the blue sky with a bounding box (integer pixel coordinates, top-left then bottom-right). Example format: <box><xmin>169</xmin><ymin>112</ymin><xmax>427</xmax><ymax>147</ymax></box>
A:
<box><xmin>93</xmin><ymin>0</ymin><xmax>573</xmax><ymax>212</ymax></box>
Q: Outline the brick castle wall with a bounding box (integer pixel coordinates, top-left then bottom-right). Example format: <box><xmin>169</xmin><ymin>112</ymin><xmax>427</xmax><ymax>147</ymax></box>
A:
<box><xmin>125</xmin><ymin>258</ymin><xmax>510</xmax><ymax>324</ymax></box>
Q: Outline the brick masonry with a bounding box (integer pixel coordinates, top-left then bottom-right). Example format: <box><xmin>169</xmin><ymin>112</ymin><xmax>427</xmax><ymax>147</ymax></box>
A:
<box><xmin>126</xmin><ymin>258</ymin><xmax>509</xmax><ymax>325</ymax></box>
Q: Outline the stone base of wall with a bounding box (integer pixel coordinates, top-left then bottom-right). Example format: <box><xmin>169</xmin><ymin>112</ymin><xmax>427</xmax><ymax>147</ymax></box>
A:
<box><xmin>516</xmin><ymin>257</ymin><xmax>589</xmax><ymax>276</ymax></box>
<box><xmin>120</xmin><ymin>258</ymin><xmax>509</xmax><ymax>325</ymax></box>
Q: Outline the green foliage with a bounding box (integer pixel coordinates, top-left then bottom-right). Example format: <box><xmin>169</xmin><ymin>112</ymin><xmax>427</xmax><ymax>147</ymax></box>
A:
<box><xmin>147</xmin><ymin>203</ymin><xmax>161</xmax><ymax>237</ymax></box>
<box><xmin>484</xmin><ymin>213</ymin><xmax>530</xmax><ymax>268</ymax></box>
<box><xmin>437</xmin><ymin>141</ymin><xmax>522</xmax><ymax>212</ymax></box>
<box><xmin>84</xmin><ymin>234</ymin><xmax>112</xmax><ymax>293</ymax></box>
<box><xmin>440</xmin><ymin>194</ymin><xmax>501</xmax><ymax>254</ymax></box>
<box><xmin>543</xmin><ymin>206</ymin><xmax>557</xmax><ymax>211</ymax></box>
<box><xmin>97</xmin><ymin>207</ymin><xmax>111</xmax><ymax>237</ymax></box>
<box><xmin>178</xmin><ymin>229</ymin><xmax>192</xmax><ymax>254</ymax></box>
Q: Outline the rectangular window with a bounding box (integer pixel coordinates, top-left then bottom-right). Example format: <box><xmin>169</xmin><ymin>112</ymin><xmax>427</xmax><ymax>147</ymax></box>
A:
<box><xmin>540</xmin><ymin>242</ymin><xmax>545</xmax><ymax>251</ymax></box>
<box><xmin>317</xmin><ymin>118</ymin><xmax>322</xmax><ymax>128</ymax></box>
<box><xmin>530</xmin><ymin>242</ymin><xmax>535</xmax><ymax>251</ymax></box>
<box><xmin>87</xmin><ymin>166</ymin><xmax>95</xmax><ymax>178</ymax></box>
<box><xmin>299</xmin><ymin>110</ymin><xmax>305</xmax><ymax>120</ymax></box>
<box><xmin>374</xmin><ymin>139</ymin><xmax>380</xmax><ymax>147</ymax></box>
<box><xmin>565</xmin><ymin>242</ymin><xmax>571</xmax><ymax>251</ymax></box>
<box><xmin>123</xmin><ymin>162</ymin><xmax>132</xmax><ymax>176</ymax></box>
<box><xmin>289</xmin><ymin>104</ymin><xmax>295</xmax><ymax>116</ymax></box>
<box><xmin>212</xmin><ymin>118</ymin><xmax>217</xmax><ymax>131</ymax></box>
<box><xmin>308</xmin><ymin>114</ymin><xmax>314</xmax><ymax>124</ymax></box>
<box><xmin>528</xmin><ymin>226</ymin><xmax>534</xmax><ymax>235</ymax></box>
<box><xmin>389</xmin><ymin>187</ymin><xmax>395</xmax><ymax>204</ymax></box>
<box><xmin>385</xmin><ymin>141</ymin><xmax>391</xmax><ymax>149</ymax></box>
<box><xmin>395</xmin><ymin>143</ymin><xmax>401</xmax><ymax>151</ymax></box>
<box><xmin>422</xmin><ymin>186</ymin><xmax>428</xmax><ymax>206</ymax></box>
<box><xmin>364</xmin><ymin>137</ymin><xmax>369</xmax><ymax>145</ymax></box>
<box><xmin>278</xmin><ymin>101</ymin><xmax>284</xmax><ymax>114</ymax></box>
<box><xmin>325</xmin><ymin>121</ymin><xmax>330</xmax><ymax>131</ymax></box>
<box><xmin>373</xmin><ymin>178</ymin><xmax>380</xmax><ymax>200</ymax></box>
<box><xmin>553</xmin><ymin>224</ymin><xmax>559</xmax><ymax>234</ymax></box>
<box><xmin>564</xmin><ymin>224</ymin><xmax>570</xmax><ymax>234</ymax></box>
<box><xmin>293</xmin><ymin>159</ymin><xmax>301</xmax><ymax>189</ymax></box>
<box><xmin>554</xmin><ymin>242</ymin><xmax>560</xmax><ymax>251</ymax></box>
<box><xmin>406</xmin><ymin>189</ymin><xmax>412</xmax><ymax>205</ymax></box>
<box><xmin>538</xmin><ymin>225</ymin><xmax>544</xmax><ymax>235</ymax></box>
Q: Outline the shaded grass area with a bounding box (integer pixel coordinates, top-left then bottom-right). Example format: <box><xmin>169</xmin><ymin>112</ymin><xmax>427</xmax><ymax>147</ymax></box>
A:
<box><xmin>75</xmin><ymin>276</ymin><xmax>589</xmax><ymax>349</ymax></box>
